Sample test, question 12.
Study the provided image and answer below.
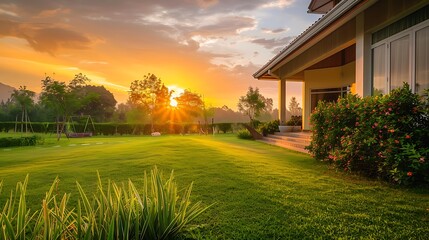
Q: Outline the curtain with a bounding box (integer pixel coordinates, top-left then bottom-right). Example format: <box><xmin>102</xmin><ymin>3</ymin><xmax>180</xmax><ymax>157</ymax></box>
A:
<box><xmin>390</xmin><ymin>35</ymin><xmax>410</xmax><ymax>90</ymax></box>
<box><xmin>416</xmin><ymin>26</ymin><xmax>429</xmax><ymax>94</ymax></box>
<box><xmin>372</xmin><ymin>44</ymin><xmax>386</xmax><ymax>95</ymax></box>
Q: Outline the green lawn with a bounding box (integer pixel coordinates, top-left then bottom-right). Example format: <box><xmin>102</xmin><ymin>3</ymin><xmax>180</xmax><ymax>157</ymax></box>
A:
<box><xmin>0</xmin><ymin>134</ymin><xmax>428</xmax><ymax>239</ymax></box>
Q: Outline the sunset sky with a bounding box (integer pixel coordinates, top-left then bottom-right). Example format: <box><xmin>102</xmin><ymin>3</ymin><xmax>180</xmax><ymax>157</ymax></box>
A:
<box><xmin>0</xmin><ymin>0</ymin><xmax>319</xmax><ymax>109</ymax></box>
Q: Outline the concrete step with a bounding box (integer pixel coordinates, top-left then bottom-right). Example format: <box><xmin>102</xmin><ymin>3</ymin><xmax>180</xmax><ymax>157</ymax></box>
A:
<box><xmin>259</xmin><ymin>139</ymin><xmax>309</xmax><ymax>154</ymax></box>
<box><xmin>263</xmin><ymin>137</ymin><xmax>308</xmax><ymax>148</ymax></box>
<box><xmin>266</xmin><ymin>134</ymin><xmax>311</xmax><ymax>145</ymax></box>
<box><xmin>273</xmin><ymin>131</ymin><xmax>312</xmax><ymax>138</ymax></box>
<box><xmin>259</xmin><ymin>131</ymin><xmax>312</xmax><ymax>154</ymax></box>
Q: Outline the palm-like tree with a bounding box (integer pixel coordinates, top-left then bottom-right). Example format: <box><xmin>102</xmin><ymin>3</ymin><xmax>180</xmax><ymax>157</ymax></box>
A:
<box><xmin>11</xmin><ymin>86</ymin><xmax>35</xmax><ymax>133</ymax></box>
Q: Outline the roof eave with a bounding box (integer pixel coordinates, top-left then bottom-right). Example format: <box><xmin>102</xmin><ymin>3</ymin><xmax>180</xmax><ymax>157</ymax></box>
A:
<box><xmin>253</xmin><ymin>0</ymin><xmax>363</xmax><ymax>79</ymax></box>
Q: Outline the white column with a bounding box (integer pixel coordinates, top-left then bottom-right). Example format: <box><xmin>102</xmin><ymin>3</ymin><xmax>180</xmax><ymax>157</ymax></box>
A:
<box><xmin>355</xmin><ymin>12</ymin><xmax>372</xmax><ymax>97</ymax></box>
<box><xmin>279</xmin><ymin>79</ymin><xmax>286</xmax><ymax>124</ymax></box>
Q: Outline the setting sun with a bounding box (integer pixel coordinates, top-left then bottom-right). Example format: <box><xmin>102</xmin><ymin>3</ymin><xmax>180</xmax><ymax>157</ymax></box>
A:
<box><xmin>168</xmin><ymin>85</ymin><xmax>184</xmax><ymax>108</ymax></box>
<box><xmin>170</xmin><ymin>98</ymin><xmax>178</xmax><ymax>107</ymax></box>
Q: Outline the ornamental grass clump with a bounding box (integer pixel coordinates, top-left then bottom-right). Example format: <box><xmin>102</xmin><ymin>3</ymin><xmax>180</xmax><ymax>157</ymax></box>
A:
<box><xmin>307</xmin><ymin>83</ymin><xmax>429</xmax><ymax>185</ymax></box>
<box><xmin>0</xmin><ymin>167</ymin><xmax>209</xmax><ymax>239</ymax></box>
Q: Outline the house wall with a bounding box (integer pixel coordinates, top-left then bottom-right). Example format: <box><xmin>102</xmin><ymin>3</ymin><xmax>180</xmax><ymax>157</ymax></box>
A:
<box><xmin>364</xmin><ymin>0</ymin><xmax>428</xmax><ymax>33</ymax></box>
<box><xmin>302</xmin><ymin>61</ymin><xmax>355</xmax><ymax>130</ymax></box>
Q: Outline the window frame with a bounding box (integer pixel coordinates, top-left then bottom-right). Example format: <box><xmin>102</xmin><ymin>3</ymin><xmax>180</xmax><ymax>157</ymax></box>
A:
<box><xmin>371</xmin><ymin>19</ymin><xmax>429</xmax><ymax>95</ymax></box>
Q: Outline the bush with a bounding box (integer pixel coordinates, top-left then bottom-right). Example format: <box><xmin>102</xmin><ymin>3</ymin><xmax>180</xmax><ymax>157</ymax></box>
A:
<box><xmin>307</xmin><ymin>84</ymin><xmax>429</xmax><ymax>185</ymax></box>
<box><xmin>285</xmin><ymin>115</ymin><xmax>302</xmax><ymax>126</ymax></box>
<box><xmin>236</xmin><ymin>129</ymin><xmax>253</xmax><ymax>140</ymax></box>
<box><xmin>217</xmin><ymin>123</ymin><xmax>232</xmax><ymax>133</ymax></box>
<box><xmin>258</xmin><ymin>120</ymin><xmax>280</xmax><ymax>136</ymax></box>
<box><xmin>0</xmin><ymin>135</ymin><xmax>42</xmax><ymax>148</ymax></box>
<box><xmin>0</xmin><ymin>167</ymin><xmax>210</xmax><ymax>239</ymax></box>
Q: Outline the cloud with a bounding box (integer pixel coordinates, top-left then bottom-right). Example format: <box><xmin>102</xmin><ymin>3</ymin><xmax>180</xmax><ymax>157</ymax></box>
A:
<box><xmin>261</xmin><ymin>0</ymin><xmax>295</xmax><ymax>9</ymax></box>
<box><xmin>192</xmin><ymin>16</ymin><xmax>256</xmax><ymax>37</ymax></box>
<box><xmin>85</xmin><ymin>15</ymin><xmax>112</xmax><ymax>21</ymax></box>
<box><xmin>26</xmin><ymin>27</ymin><xmax>94</xmax><ymax>54</ymax></box>
<box><xmin>0</xmin><ymin>19</ymin><xmax>97</xmax><ymax>54</ymax></box>
<box><xmin>193</xmin><ymin>0</ymin><xmax>219</xmax><ymax>8</ymax></box>
<box><xmin>0</xmin><ymin>8</ymin><xmax>18</xmax><ymax>17</ymax></box>
<box><xmin>35</xmin><ymin>8</ymin><xmax>70</xmax><ymax>18</ymax></box>
<box><xmin>262</xmin><ymin>27</ymin><xmax>289</xmax><ymax>34</ymax></box>
<box><xmin>80</xmin><ymin>60</ymin><xmax>108</xmax><ymax>65</ymax></box>
<box><xmin>251</xmin><ymin>36</ymin><xmax>295</xmax><ymax>49</ymax></box>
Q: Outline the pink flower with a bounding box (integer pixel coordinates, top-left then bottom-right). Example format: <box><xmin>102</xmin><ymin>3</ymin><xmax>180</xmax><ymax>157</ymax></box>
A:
<box><xmin>419</xmin><ymin>157</ymin><xmax>425</xmax><ymax>164</ymax></box>
<box><xmin>374</xmin><ymin>123</ymin><xmax>378</xmax><ymax>127</ymax></box>
<box><xmin>407</xmin><ymin>172</ymin><xmax>413</xmax><ymax>177</ymax></box>
<box><xmin>394</xmin><ymin>140</ymin><xmax>399</xmax><ymax>144</ymax></box>
<box><xmin>405</xmin><ymin>135</ymin><xmax>411</xmax><ymax>139</ymax></box>
<box><xmin>355</xmin><ymin>122</ymin><xmax>359</xmax><ymax>126</ymax></box>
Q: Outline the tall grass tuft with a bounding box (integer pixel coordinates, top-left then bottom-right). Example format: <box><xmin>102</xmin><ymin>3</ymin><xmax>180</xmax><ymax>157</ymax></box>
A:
<box><xmin>0</xmin><ymin>167</ymin><xmax>209</xmax><ymax>239</ymax></box>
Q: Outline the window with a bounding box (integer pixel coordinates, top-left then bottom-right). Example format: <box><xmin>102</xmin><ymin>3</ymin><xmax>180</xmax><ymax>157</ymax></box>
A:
<box><xmin>371</xmin><ymin>20</ymin><xmax>429</xmax><ymax>95</ymax></box>
<box><xmin>416</xmin><ymin>26</ymin><xmax>429</xmax><ymax>94</ymax></box>
<box><xmin>372</xmin><ymin>44</ymin><xmax>386</xmax><ymax>95</ymax></box>
<box><xmin>390</xmin><ymin>35</ymin><xmax>410</xmax><ymax>90</ymax></box>
<box><xmin>310</xmin><ymin>87</ymin><xmax>349</xmax><ymax>112</ymax></box>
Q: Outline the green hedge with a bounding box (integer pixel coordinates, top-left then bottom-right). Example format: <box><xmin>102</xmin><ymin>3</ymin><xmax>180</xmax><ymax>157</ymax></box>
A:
<box><xmin>307</xmin><ymin>84</ymin><xmax>429</xmax><ymax>185</ymax></box>
<box><xmin>0</xmin><ymin>135</ymin><xmax>42</xmax><ymax>148</ymax></box>
<box><xmin>0</xmin><ymin>122</ymin><xmax>212</xmax><ymax>135</ymax></box>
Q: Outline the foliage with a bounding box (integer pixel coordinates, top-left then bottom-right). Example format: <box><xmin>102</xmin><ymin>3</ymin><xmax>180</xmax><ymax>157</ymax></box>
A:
<box><xmin>11</xmin><ymin>86</ymin><xmax>35</xmax><ymax>112</ymax></box>
<box><xmin>0</xmin><ymin>167</ymin><xmax>209</xmax><ymax>239</ymax></box>
<box><xmin>236</xmin><ymin>129</ymin><xmax>253</xmax><ymax>140</ymax></box>
<box><xmin>288</xmin><ymin>97</ymin><xmax>302</xmax><ymax>116</ymax></box>
<box><xmin>0</xmin><ymin>135</ymin><xmax>42</xmax><ymax>148</ymax></box>
<box><xmin>39</xmin><ymin>75</ymin><xmax>84</xmax><ymax>119</ymax></box>
<box><xmin>307</xmin><ymin>84</ymin><xmax>429</xmax><ymax>185</ymax></box>
<box><xmin>128</xmin><ymin>73</ymin><xmax>170</xmax><ymax>131</ymax></box>
<box><xmin>285</xmin><ymin>115</ymin><xmax>302</xmax><ymax>126</ymax></box>
<box><xmin>258</xmin><ymin>120</ymin><xmax>280</xmax><ymax>136</ymax></box>
<box><xmin>176</xmin><ymin>90</ymin><xmax>204</xmax><ymax>122</ymax></box>
<box><xmin>74</xmin><ymin>85</ymin><xmax>117</xmax><ymax>122</ymax></box>
<box><xmin>216</xmin><ymin>123</ymin><xmax>233</xmax><ymax>133</ymax></box>
<box><xmin>237</xmin><ymin>87</ymin><xmax>273</xmax><ymax>126</ymax></box>
<box><xmin>0</xmin><ymin>122</ymin><xmax>220</xmax><ymax>135</ymax></box>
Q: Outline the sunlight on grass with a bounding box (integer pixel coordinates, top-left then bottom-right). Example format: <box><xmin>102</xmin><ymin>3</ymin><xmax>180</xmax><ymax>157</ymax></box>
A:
<box><xmin>0</xmin><ymin>134</ymin><xmax>428</xmax><ymax>239</ymax></box>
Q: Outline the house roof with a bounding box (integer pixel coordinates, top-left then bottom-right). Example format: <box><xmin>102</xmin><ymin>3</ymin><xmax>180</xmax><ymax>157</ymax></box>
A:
<box><xmin>308</xmin><ymin>0</ymin><xmax>338</xmax><ymax>14</ymax></box>
<box><xmin>253</xmin><ymin>0</ymin><xmax>364</xmax><ymax>80</ymax></box>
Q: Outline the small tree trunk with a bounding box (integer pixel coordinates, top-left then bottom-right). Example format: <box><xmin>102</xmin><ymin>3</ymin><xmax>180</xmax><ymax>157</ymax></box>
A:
<box><xmin>56</xmin><ymin>116</ymin><xmax>61</xmax><ymax>141</ymax></box>
<box><xmin>24</xmin><ymin>108</ymin><xmax>28</xmax><ymax>134</ymax></box>
<box><xmin>21</xmin><ymin>106</ymin><xmax>24</xmax><ymax>133</ymax></box>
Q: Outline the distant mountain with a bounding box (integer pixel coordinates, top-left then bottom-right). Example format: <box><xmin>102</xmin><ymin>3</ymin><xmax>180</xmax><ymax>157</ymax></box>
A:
<box><xmin>0</xmin><ymin>82</ymin><xmax>15</xmax><ymax>102</ymax></box>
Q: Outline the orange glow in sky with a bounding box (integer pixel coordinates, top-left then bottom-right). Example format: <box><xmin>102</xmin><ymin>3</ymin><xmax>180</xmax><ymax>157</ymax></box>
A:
<box><xmin>0</xmin><ymin>1</ymin><xmax>319</xmax><ymax>109</ymax></box>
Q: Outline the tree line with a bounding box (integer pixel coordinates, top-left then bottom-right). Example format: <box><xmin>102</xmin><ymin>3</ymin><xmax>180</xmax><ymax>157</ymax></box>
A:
<box><xmin>0</xmin><ymin>73</ymin><xmax>281</xmax><ymax>128</ymax></box>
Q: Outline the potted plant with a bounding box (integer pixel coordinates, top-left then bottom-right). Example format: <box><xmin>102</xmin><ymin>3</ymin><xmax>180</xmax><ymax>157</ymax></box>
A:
<box><xmin>278</xmin><ymin>121</ymin><xmax>293</xmax><ymax>132</ymax></box>
<box><xmin>286</xmin><ymin>115</ymin><xmax>302</xmax><ymax>132</ymax></box>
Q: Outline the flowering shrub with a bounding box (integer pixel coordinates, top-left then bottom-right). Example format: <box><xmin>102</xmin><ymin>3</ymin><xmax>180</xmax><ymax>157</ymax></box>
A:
<box><xmin>307</xmin><ymin>84</ymin><xmax>429</xmax><ymax>185</ymax></box>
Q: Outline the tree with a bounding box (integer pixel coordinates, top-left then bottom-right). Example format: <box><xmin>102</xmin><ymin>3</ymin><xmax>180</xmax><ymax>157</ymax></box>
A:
<box><xmin>74</xmin><ymin>85</ymin><xmax>117</xmax><ymax>122</ymax></box>
<box><xmin>128</xmin><ymin>73</ymin><xmax>170</xmax><ymax>132</ymax></box>
<box><xmin>39</xmin><ymin>74</ymin><xmax>89</xmax><ymax>139</ymax></box>
<box><xmin>288</xmin><ymin>97</ymin><xmax>302</xmax><ymax>116</ymax></box>
<box><xmin>175</xmin><ymin>90</ymin><xmax>204</xmax><ymax>122</ymax></box>
<box><xmin>11</xmin><ymin>86</ymin><xmax>35</xmax><ymax>133</ymax></box>
<box><xmin>237</xmin><ymin>87</ymin><xmax>273</xmax><ymax>126</ymax></box>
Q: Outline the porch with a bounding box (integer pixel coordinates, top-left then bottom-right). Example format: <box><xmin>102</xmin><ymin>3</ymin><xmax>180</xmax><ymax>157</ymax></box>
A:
<box><xmin>259</xmin><ymin>131</ymin><xmax>312</xmax><ymax>154</ymax></box>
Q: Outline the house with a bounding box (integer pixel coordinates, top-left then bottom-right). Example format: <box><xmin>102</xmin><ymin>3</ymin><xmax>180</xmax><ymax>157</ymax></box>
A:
<box><xmin>254</xmin><ymin>0</ymin><xmax>429</xmax><ymax>130</ymax></box>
